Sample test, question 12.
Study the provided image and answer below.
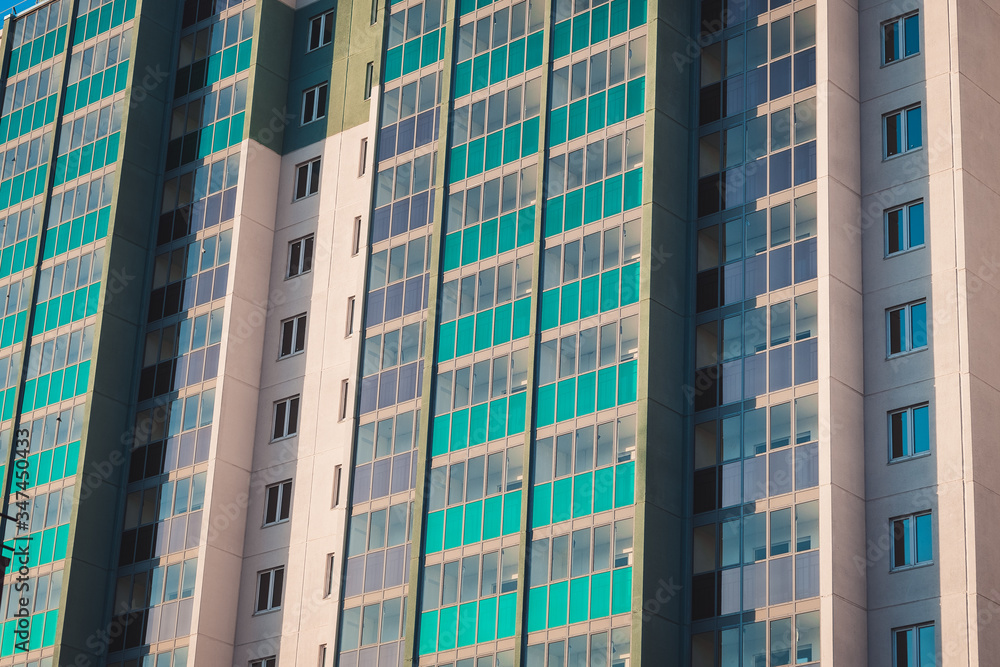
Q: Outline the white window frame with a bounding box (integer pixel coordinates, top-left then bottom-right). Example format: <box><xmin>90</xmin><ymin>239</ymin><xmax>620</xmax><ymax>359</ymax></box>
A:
<box><xmin>301</xmin><ymin>82</ymin><xmax>329</xmax><ymax>126</ymax></box>
<box><xmin>294</xmin><ymin>157</ymin><xmax>322</xmax><ymax>201</ymax></box>
<box><xmin>890</xmin><ymin>511</ymin><xmax>933</xmax><ymax>571</ymax></box>
<box><xmin>881</xmin><ymin>12</ymin><xmax>920</xmax><ymax>65</ymax></box>
<box><xmin>279</xmin><ymin>313</ymin><xmax>308</xmax><ymax>359</ymax></box>
<box><xmin>884</xmin><ymin>200</ymin><xmax>925</xmax><ymax>257</ymax></box>
<box><xmin>883</xmin><ymin>104</ymin><xmax>922</xmax><ymax>159</ymax></box>
<box><xmin>254</xmin><ymin>566</ymin><xmax>285</xmax><ymax>613</ymax></box>
<box><xmin>263</xmin><ymin>480</ymin><xmax>292</xmax><ymax>526</ymax></box>
<box><xmin>250</xmin><ymin>658</ymin><xmax>276</xmax><ymax>667</ymax></box>
<box><xmin>307</xmin><ymin>10</ymin><xmax>335</xmax><ymax>52</ymax></box>
<box><xmin>272</xmin><ymin>396</ymin><xmax>300</xmax><ymax>441</ymax></box>
<box><xmin>892</xmin><ymin>623</ymin><xmax>935</xmax><ymax>667</ymax></box>
<box><xmin>287</xmin><ymin>234</ymin><xmax>315</xmax><ymax>278</ymax></box>
<box><xmin>886</xmin><ymin>300</ymin><xmax>927</xmax><ymax>357</ymax></box>
<box><xmin>887</xmin><ymin>403</ymin><xmax>930</xmax><ymax>462</ymax></box>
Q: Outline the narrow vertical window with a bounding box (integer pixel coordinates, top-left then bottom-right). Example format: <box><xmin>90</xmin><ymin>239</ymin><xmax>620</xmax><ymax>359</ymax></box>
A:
<box><xmin>352</xmin><ymin>216</ymin><xmax>362</xmax><ymax>255</ymax></box>
<box><xmin>339</xmin><ymin>380</ymin><xmax>349</xmax><ymax>420</ymax></box>
<box><xmin>318</xmin><ymin>645</ymin><xmax>327</xmax><ymax>667</ymax></box>
<box><xmin>364</xmin><ymin>62</ymin><xmax>374</xmax><ymax>100</ymax></box>
<box><xmin>332</xmin><ymin>465</ymin><xmax>342</xmax><ymax>507</ymax></box>
<box><xmin>345</xmin><ymin>297</ymin><xmax>355</xmax><ymax>336</ymax></box>
<box><xmin>359</xmin><ymin>138</ymin><xmax>368</xmax><ymax>176</ymax></box>
<box><xmin>324</xmin><ymin>554</ymin><xmax>336</xmax><ymax>597</ymax></box>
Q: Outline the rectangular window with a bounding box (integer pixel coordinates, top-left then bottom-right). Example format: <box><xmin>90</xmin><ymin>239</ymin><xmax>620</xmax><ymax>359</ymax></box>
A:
<box><xmin>885</xmin><ymin>201</ymin><xmax>925</xmax><ymax>256</ymax></box>
<box><xmin>891</xmin><ymin>512</ymin><xmax>933</xmax><ymax>570</ymax></box>
<box><xmin>272</xmin><ymin>396</ymin><xmax>300</xmax><ymax>440</ymax></box>
<box><xmin>370</xmin><ymin>0</ymin><xmax>379</xmax><ymax>24</ymax></box>
<box><xmin>324</xmin><ymin>553</ymin><xmax>336</xmax><ymax>597</ymax></box>
<box><xmin>883</xmin><ymin>13</ymin><xmax>920</xmax><ymax>64</ymax></box>
<box><xmin>264</xmin><ymin>480</ymin><xmax>292</xmax><ymax>525</ymax></box>
<box><xmin>332</xmin><ymin>465</ymin><xmax>342</xmax><ymax>507</ymax></box>
<box><xmin>884</xmin><ymin>105</ymin><xmax>922</xmax><ymax>158</ymax></box>
<box><xmin>888</xmin><ymin>404</ymin><xmax>930</xmax><ymax>461</ymax></box>
<box><xmin>346</xmin><ymin>297</ymin><xmax>356</xmax><ymax>336</ymax></box>
<box><xmin>255</xmin><ymin>566</ymin><xmax>285</xmax><ymax>613</ymax></box>
<box><xmin>250</xmin><ymin>659</ymin><xmax>276</xmax><ymax>667</ymax></box>
<box><xmin>318</xmin><ymin>645</ymin><xmax>327</xmax><ymax>667</ymax></box>
<box><xmin>359</xmin><ymin>138</ymin><xmax>368</xmax><ymax>176</ymax></box>
<box><xmin>364</xmin><ymin>62</ymin><xmax>374</xmax><ymax>100</ymax></box>
<box><xmin>352</xmin><ymin>216</ymin><xmax>363</xmax><ymax>255</ymax></box>
<box><xmin>886</xmin><ymin>300</ymin><xmax>927</xmax><ymax>356</ymax></box>
<box><xmin>893</xmin><ymin>623</ymin><xmax>935</xmax><ymax>667</ymax></box>
<box><xmin>339</xmin><ymin>380</ymin><xmax>349</xmax><ymax>420</ymax></box>
<box><xmin>279</xmin><ymin>314</ymin><xmax>308</xmax><ymax>358</ymax></box>
<box><xmin>295</xmin><ymin>158</ymin><xmax>322</xmax><ymax>200</ymax></box>
<box><xmin>308</xmin><ymin>11</ymin><xmax>335</xmax><ymax>52</ymax></box>
<box><xmin>288</xmin><ymin>235</ymin><xmax>315</xmax><ymax>278</ymax></box>
<box><xmin>302</xmin><ymin>83</ymin><xmax>329</xmax><ymax>125</ymax></box>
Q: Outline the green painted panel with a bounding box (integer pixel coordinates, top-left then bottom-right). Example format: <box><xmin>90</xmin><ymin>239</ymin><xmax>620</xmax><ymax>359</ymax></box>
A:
<box><xmin>590</xmin><ymin>571</ymin><xmax>611</xmax><ymax>619</ymax></box>
<box><xmin>552</xmin><ymin>477</ymin><xmax>572</xmax><ymax>524</ymax></box>
<box><xmin>547</xmin><ymin>581</ymin><xmax>568</xmax><ymax>628</ymax></box>
<box><xmin>458</xmin><ymin>602</ymin><xmax>477</xmax><ymax>647</ymax></box>
<box><xmin>444</xmin><ymin>506</ymin><xmax>464</xmax><ymax>549</ymax></box>
<box><xmin>615</xmin><ymin>461</ymin><xmax>635</xmax><ymax>507</ymax></box>
<box><xmin>532</xmin><ymin>482</ymin><xmax>551</xmax><ymax>527</ymax></box>
<box><xmin>463</xmin><ymin>500</ymin><xmax>483</xmax><ymax>544</ymax></box>
<box><xmin>497</xmin><ymin>592</ymin><xmax>517</xmax><ymax>638</ymax></box>
<box><xmin>477</xmin><ymin>597</ymin><xmax>497</xmax><ymax>642</ymax></box>
<box><xmin>569</xmin><ymin>576</ymin><xmax>590</xmax><ymax>624</ymax></box>
<box><xmin>611</xmin><ymin>567</ymin><xmax>632</xmax><ymax>614</ymax></box>
<box><xmin>502</xmin><ymin>489</ymin><xmax>521</xmax><ymax>535</ymax></box>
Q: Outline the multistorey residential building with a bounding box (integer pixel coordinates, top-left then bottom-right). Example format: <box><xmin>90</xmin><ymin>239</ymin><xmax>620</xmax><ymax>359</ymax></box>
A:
<box><xmin>0</xmin><ymin>0</ymin><xmax>993</xmax><ymax>666</ymax></box>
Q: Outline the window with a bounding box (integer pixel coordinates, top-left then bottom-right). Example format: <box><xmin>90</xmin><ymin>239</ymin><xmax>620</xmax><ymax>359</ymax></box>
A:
<box><xmin>364</xmin><ymin>62</ymin><xmax>374</xmax><ymax>100</ymax></box>
<box><xmin>888</xmin><ymin>404</ymin><xmax>930</xmax><ymax>461</ymax></box>
<box><xmin>346</xmin><ymin>297</ymin><xmax>356</xmax><ymax>336</ymax></box>
<box><xmin>250</xmin><ymin>659</ymin><xmax>276</xmax><ymax>667</ymax></box>
<box><xmin>339</xmin><ymin>380</ymin><xmax>349</xmax><ymax>421</ymax></box>
<box><xmin>891</xmin><ymin>512</ymin><xmax>932</xmax><ymax>570</ymax></box>
<box><xmin>352</xmin><ymin>216</ymin><xmax>362</xmax><ymax>255</ymax></box>
<box><xmin>272</xmin><ymin>396</ymin><xmax>300</xmax><ymax>440</ymax></box>
<box><xmin>288</xmin><ymin>235</ymin><xmax>315</xmax><ymax>278</ymax></box>
<box><xmin>885</xmin><ymin>201</ymin><xmax>925</xmax><ymax>256</ymax></box>
<box><xmin>295</xmin><ymin>158</ymin><xmax>322</xmax><ymax>200</ymax></box>
<box><xmin>324</xmin><ymin>553</ymin><xmax>336</xmax><ymax>597</ymax></box>
<box><xmin>308</xmin><ymin>11</ymin><xmax>334</xmax><ymax>52</ymax></box>
<box><xmin>893</xmin><ymin>623</ymin><xmax>935</xmax><ymax>667</ymax></box>
<box><xmin>279</xmin><ymin>314</ymin><xmax>307</xmax><ymax>358</ymax></box>
<box><xmin>318</xmin><ymin>644</ymin><xmax>327</xmax><ymax>667</ymax></box>
<box><xmin>264</xmin><ymin>480</ymin><xmax>292</xmax><ymax>525</ymax></box>
<box><xmin>886</xmin><ymin>300</ymin><xmax>927</xmax><ymax>356</ymax></box>
<box><xmin>255</xmin><ymin>566</ymin><xmax>285</xmax><ymax>613</ymax></box>
<box><xmin>884</xmin><ymin>105</ymin><xmax>922</xmax><ymax>158</ymax></box>
<box><xmin>883</xmin><ymin>13</ymin><xmax>920</xmax><ymax>64</ymax></box>
<box><xmin>359</xmin><ymin>138</ymin><xmax>368</xmax><ymax>176</ymax></box>
<box><xmin>302</xmin><ymin>83</ymin><xmax>329</xmax><ymax>125</ymax></box>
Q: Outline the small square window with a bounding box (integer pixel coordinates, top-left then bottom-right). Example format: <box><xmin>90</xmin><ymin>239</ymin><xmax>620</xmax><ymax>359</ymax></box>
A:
<box><xmin>295</xmin><ymin>158</ymin><xmax>322</xmax><ymax>200</ymax></box>
<box><xmin>287</xmin><ymin>235</ymin><xmax>315</xmax><ymax>278</ymax></box>
<box><xmin>892</xmin><ymin>623</ymin><xmax>936</xmax><ymax>667</ymax></box>
<box><xmin>308</xmin><ymin>11</ymin><xmax>335</xmax><ymax>52</ymax></box>
<box><xmin>264</xmin><ymin>480</ymin><xmax>292</xmax><ymax>525</ymax></box>
<box><xmin>882</xmin><ymin>12</ymin><xmax>920</xmax><ymax>65</ymax></box>
<box><xmin>279</xmin><ymin>313</ymin><xmax>307</xmax><ymax>358</ymax></box>
<box><xmin>888</xmin><ymin>404</ymin><xmax>930</xmax><ymax>461</ymax></box>
<box><xmin>886</xmin><ymin>300</ymin><xmax>927</xmax><ymax>356</ymax></box>
<box><xmin>883</xmin><ymin>105</ymin><xmax>922</xmax><ymax>158</ymax></box>
<box><xmin>885</xmin><ymin>200</ymin><xmax>925</xmax><ymax>256</ymax></box>
<box><xmin>302</xmin><ymin>82</ymin><xmax>329</xmax><ymax>125</ymax></box>
<box><xmin>890</xmin><ymin>512</ymin><xmax>933</xmax><ymax>570</ymax></box>
<box><xmin>254</xmin><ymin>567</ymin><xmax>285</xmax><ymax>613</ymax></box>
<box><xmin>272</xmin><ymin>396</ymin><xmax>300</xmax><ymax>441</ymax></box>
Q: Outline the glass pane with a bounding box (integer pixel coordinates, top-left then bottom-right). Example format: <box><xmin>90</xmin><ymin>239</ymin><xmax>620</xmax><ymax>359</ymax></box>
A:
<box><xmin>770</xmin><ymin>617</ymin><xmax>792</xmax><ymax>666</ymax></box>
<box><xmin>796</xmin><ymin>611</ymin><xmax>820</xmax><ymax>663</ymax></box>
<box><xmin>770</xmin><ymin>508</ymin><xmax>791</xmax><ymax>556</ymax></box>
<box><xmin>910</xmin><ymin>302</ymin><xmax>927</xmax><ymax>348</ymax></box>
<box><xmin>904</xmin><ymin>14</ymin><xmax>920</xmax><ymax>57</ymax></box>
<box><xmin>795</xmin><ymin>500</ymin><xmax>819</xmax><ymax>551</ymax></box>
<box><xmin>890</xmin><ymin>410</ymin><xmax>909</xmax><ymax>459</ymax></box>
<box><xmin>887</xmin><ymin>208</ymin><xmax>904</xmax><ymax>254</ymax></box>
<box><xmin>915</xmin><ymin>513</ymin><xmax>933</xmax><ymax>562</ymax></box>
<box><xmin>893</xmin><ymin>518</ymin><xmax>911</xmax><ymax>567</ymax></box>
<box><xmin>888</xmin><ymin>308</ymin><xmax>905</xmax><ymax>354</ymax></box>
<box><xmin>908</xmin><ymin>202</ymin><xmax>925</xmax><ymax>247</ymax></box>
<box><xmin>885</xmin><ymin>112</ymin><xmax>902</xmax><ymax>157</ymax></box>
<box><xmin>913</xmin><ymin>405</ymin><xmax>930</xmax><ymax>454</ymax></box>
<box><xmin>883</xmin><ymin>21</ymin><xmax>899</xmax><ymax>63</ymax></box>
<box><xmin>918</xmin><ymin>625</ymin><xmax>935</xmax><ymax>667</ymax></box>
<box><xmin>906</xmin><ymin>106</ymin><xmax>922</xmax><ymax>150</ymax></box>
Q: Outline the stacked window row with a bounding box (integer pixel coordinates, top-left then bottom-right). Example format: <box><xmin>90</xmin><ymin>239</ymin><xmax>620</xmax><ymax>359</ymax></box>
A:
<box><xmin>338</xmin><ymin>596</ymin><xmax>407</xmax><ymax>667</ymax></box>
<box><xmin>448</xmin><ymin>78</ymin><xmax>542</xmax><ymax>183</ymax></box>
<box><xmin>692</xmin><ymin>501</ymin><xmax>819</xmax><ymax>620</ymax></box>
<box><xmin>453</xmin><ymin>0</ymin><xmax>545</xmax><ymax>98</ymax></box>
<box><xmin>373</xmin><ymin>153</ymin><xmax>438</xmax><ymax>245</ymax></box>
<box><xmin>694</xmin><ymin>394</ymin><xmax>819</xmax><ymax>513</ymax></box>
<box><xmin>535</xmin><ymin>316</ymin><xmax>638</xmax><ymax>427</ymax></box>
<box><xmin>548</xmin><ymin>38</ymin><xmax>645</xmax><ymax>149</ymax></box>
<box><xmin>147</xmin><ymin>229</ymin><xmax>233</xmax><ymax>324</ymax></box>
<box><xmin>63</xmin><ymin>30</ymin><xmax>133</xmax><ymax>114</ymax></box>
<box><xmin>182</xmin><ymin>0</ymin><xmax>245</xmax><ymax>29</ymax></box>
<box><xmin>0</xmin><ymin>204</ymin><xmax>42</xmax><ymax>276</ymax></box>
<box><xmin>384</xmin><ymin>0</ymin><xmax>447</xmax><ymax>82</ymax></box>
<box><xmin>118</xmin><ymin>470</ymin><xmax>208</xmax><ymax>567</ymax></box>
<box><xmin>526</xmin><ymin>628</ymin><xmax>631</xmax><ymax>667</ymax></box>
<box><xmin>138</xmin><ymin>307</ymin><xmax>225</xmax><ymax>401</ymax></box>
<box><xmin>0</xmin><ymin>131</ymin><xmax>52</xmax><ymax>210</ymax></box>
<box><xmin>432</xmin><ymin>349</ymin><xmax>529</xmax><ymax>453</ymax></box>
<box><xmin>344</xmin><ymin>502</ymin><xmax>414</xmax><ymax>597</ymax></box>
<box><xmin>7</xmin><ymin>0</ymin><xmax>70</xmax><ymax>57</ymax></box>
<box><xmin>696</xmin><ymin>194</ymin><xmax>817</xmax><ymax>314</ymax></box>
<box><xmin>167</xmin><ymin>78</ymin><xmax>248</xmax><ymax>169</ymax></box>
<box><xmin>378</xmin><ymin>72</ymin><xmax>441</xmax><ymax>163</ymax></box>
<box><xmin>0</xmin><ymin>64</ymin><xmax>61</xmax><ymax>144</ymax></box>
<box><xmin>159</xmin><ymin>154</ymin><xmax>240</xmax><ymax>245</ymax></box>
<box><xmin>351</xmin><ymin>413</ymin><xmax>420</xmax><ymax>503</ymax></box>
<box><xmin>54</xmin><ymin>99</ymin><xmax>123</xmax><ymax>186</ymax></box>
<box><xmin>526</xmin><ymin>519</ymin><xmax>633</xmax><ymax>630</ymax></box>
<box><xmin>71</xmin><ymin>0</ymin><xmax>136</xmax><ymax>47</ymax></box>
<box><xmin>21</xmin><ymin>404</ymin><xmax>85</xmax><ymax>488</ymax></box>
<box><xmin>32</xmin><ymin>247</ymin><xmax>104</xmax><ymax>335</ymax></box>
<box><xmin>360</xmin><ymin>320</ymin><xmax>425</xmax><ymax>414</ymax></box>
<box><xmin>0</xmin><ymin>277</ymin><xmax>32</xmax><ymax>352</ymax></box>
<box><xmin>43</xmin><ymin>172</ymin><xmax>115</xmax><ymax>260</ymax></box>
<box><xmin>531</xmin><ymin>416</ymin><xmax>635</xmax><ymax>528</ymax></box>
<box><xmin>551</xmin><ymin>0</ymin><xmax>646</xmax><ymax>60</ymax></box>
<box><xmin>21</xmin><ymin>324</ymin><xmax>95</xmax><ymax>414</ymax></box>
<box><xmin>691</xmin><ymin>610</ymin><xmax>820</xmax><ymax>667</ymax></box>
<box><xmin>364</xmin><ymin>233</ymin><xmax>432</xmax><ymax>329</ymax></box>
<box><xmin>108</xmin><ymin>557</ymin><xmax>199</xmax><ymax>652</ymax></box>
<box><xmin>1</xmin><ymin>485</ymin><xmax>73</xmax><ymax>571</ymax></box>
<box><xmin>126</xmin><ymin>405</ymin><xmax>213</xmax><ymax>484</ymax></box>
<box><xmin>173</xmin><ymin>6</ymin><xmax>255</xmax><ymax>99</ymax></box>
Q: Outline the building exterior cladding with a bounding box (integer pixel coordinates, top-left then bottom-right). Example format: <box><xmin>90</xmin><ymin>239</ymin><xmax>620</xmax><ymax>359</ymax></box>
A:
<box><xmin>0</xmin><ymin>0</ymin><xmax>992</xmax><ymax>666</ymax></box>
